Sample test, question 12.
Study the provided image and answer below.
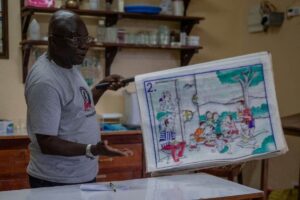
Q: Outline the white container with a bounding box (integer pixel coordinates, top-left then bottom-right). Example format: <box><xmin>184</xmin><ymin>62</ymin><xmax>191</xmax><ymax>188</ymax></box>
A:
<box><xmin>105</xmin><ymin>27</ymin><xmax>118</xmax><ymax>43</ymax></box>
<box><xmin>28</xmin><ymin>19</ymin><xmax>40</xmax><ymax>40</ymax></box>
<box><xmin>55</xmin><ymin>0</ymin><xmax>63</xmax><ymax>8</ymax></box>
<box><xmin>116</xmin><ymin>0</ymin><xmax>124</xmax><ymax>12</ymax></box>
<box><xmin>180</xmin><ymin>32</ymin><xmax>187</xmax><ymax>46</ymax></box>
<box><xmin>173</xmin><ymin>0</ymin><xmax>184</xmax><ymax>16</ymax></box>
<box><xmin>0</xmin><ymin>120</ymin><xmax>14</xmax><ymax>135</ymax></box>
<box><xmin>187</xmin><ymin>36</ymin><xmax>200</xmax><ymax>46</ymax></box>
<box><xmin>160</xmin><ymin>0</ymin><xmax>173</xmax><ymax>15</ymax></box>
<box><xmin>96</xmin><ymin>20</ymin><xmax>106</xmax><ymax>43</ymax></box>
<box><xmin>124</xmin><ymin>90</ymin><xmax>141</xmax><ymax>126</ymax></box>
<box><xmin>80</xmin><ymin>0</ymin><xmax>90</xmax><ymax>9</ymax></box>
<box><xmin>89</xmin><ymin>0</ymin><xmax>99</xmax><ymax>10</ymax></box>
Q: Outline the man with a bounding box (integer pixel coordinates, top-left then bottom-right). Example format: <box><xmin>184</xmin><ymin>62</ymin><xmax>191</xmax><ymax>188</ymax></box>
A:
<box><xmin>25</xmin><ymin>10</ymin><xmax>132</xmax><ymax>188</ymax></box>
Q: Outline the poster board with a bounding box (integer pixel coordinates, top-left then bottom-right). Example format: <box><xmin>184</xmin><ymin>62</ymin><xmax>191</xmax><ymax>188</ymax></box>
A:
<box><xmin>135</xmin><ymin>52</ymin><xmax>288</xmax><ymax>173</ymax></box>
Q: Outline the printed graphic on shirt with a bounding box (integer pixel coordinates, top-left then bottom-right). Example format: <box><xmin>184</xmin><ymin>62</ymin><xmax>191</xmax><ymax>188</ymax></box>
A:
<box><xmin>79</xmin><ymin>87</ymin><xmax>95</xmax><ymax>117</ymax></box>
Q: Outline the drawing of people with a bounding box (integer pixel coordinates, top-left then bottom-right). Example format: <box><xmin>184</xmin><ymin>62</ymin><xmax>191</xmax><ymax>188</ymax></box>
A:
<box><xmin>237</xmin><ymin>121</ymin><xmax>257</xmax><ymax>149</ymax></box>
<box><xmin>221</xmin><ymin>115</ymin><xmax>239</xmax><ymax>140</ymax></box>
<box><xmin>212</xmin><ymin>112</ymin><xmax>222</xmax><ymax>135</ymax></box>
<box><xmin>214</xmin><ymin>135</ymin><xmax>230</xmax><ymax>154</ymax></box>
<box><xmin>159</xmin><ymin>115</ymin><xmax>186</xmax><ymax>162</ymax></box>
<box><xmin>205</xmin><ymin>111</ymin><xmax>213</xmax><ymax>127</ymax></box>
<box><xmin>159</xmin><ymin>90</ymin><xmax>176</xmax><ymax>112</ymax></box>
<box><xmin>189</xmin><ymin>121</ymin><xmax>206</xmax><ymax>150</ymax></box>
<box><xmin>238</xmin><ymin>100</ymin><xmax>255</xmax><ymax>136</ymax></box>
<box><xmin>203</xmin><ymin>124</ymin><xmax>216</xmax><ymax>147</ymax></box>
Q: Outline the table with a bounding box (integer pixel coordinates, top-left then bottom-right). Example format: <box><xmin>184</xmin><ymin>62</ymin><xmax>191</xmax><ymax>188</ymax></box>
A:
<box><xmin>0</xmin><ymin>173</ymin><xmax>263</xmax><ymax>200</ymax></box>
<box><xmin>281</xmin><ymin>114</ymin><xmax>300</xmax><ymax>200</ymax></box>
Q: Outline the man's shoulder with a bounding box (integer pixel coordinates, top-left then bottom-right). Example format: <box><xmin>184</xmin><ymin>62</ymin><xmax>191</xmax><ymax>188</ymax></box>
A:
<box><xmin>27</xmin><ymin>55</ymin><xmax>58</xmax><ymax>84</ymax></box>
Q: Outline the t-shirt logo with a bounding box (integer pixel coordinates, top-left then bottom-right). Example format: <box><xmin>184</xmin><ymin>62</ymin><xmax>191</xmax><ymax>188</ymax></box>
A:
<box><xmin>80</xmin><ymin>87</ymin><xmax>92</xmax><ymax>112</ymax></box>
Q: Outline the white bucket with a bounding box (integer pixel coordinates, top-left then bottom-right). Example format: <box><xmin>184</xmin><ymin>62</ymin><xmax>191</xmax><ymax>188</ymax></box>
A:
<box><xmin>124</xmin><ymin>90</ymin><xmax>141</xmax><ymax>126</ymax></box>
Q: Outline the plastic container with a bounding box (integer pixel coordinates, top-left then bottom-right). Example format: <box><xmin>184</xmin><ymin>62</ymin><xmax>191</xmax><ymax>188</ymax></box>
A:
<box><xmin>124</xmin><ymin>5</ymin><xmax>161</xmax><ymax>14</ymax></box>
<box><xmin>180</xmin><ymin>32</ymin><xmax>187</xmax><ymax>46</ymax></box>
<box><xmin>187</xmin><ymin>36</ymin><xmax>200</xmax><ymax>46</ymax></box>
<box><xmin>89</xmin><ymin>0</ymin><xmax>99</xmax><ymax>10</ymax></box>
<box><xmin>160</xmin><ymin>0</ymin><xmax>173</xmax><ymax>15</ymax></box>
<box><xmin>172</xmin><ymin>0</ymin><xmax>184</xmax><ymax>16</ymax></box>
<box><xmin>96</xmin><ymin>20</ymin><xmax>106</xmax><ymax>43</ymax></box>
<box><xmin>116</xmin><ymin>0</ymin><xmax>124</xmax><ymax>12</ymax></box>
<box><xmin>0</xmin><ymin>120</ymin><xmax>14</xmax><ymax>135</ymax></box>
<box><xmin>158</xmin><ymin>25</ymin><xmax>170</xmax><ymax>46</ymax></box>
<box><xmin>28</xmin><ymin>19</ymin><xmax>41</xmax><ymax>40</ymax></box>
<box><xmin>25</xmin><ymin>0</ymin><xmax>55</xmax><ymax>8</ymax></box>
<box><xmin>105</xmin><ymin>27</ymin><xmax>118</xmax><ymax>43</ymax></box>
<box><xmin>124</xmin><ymin>90</ymin><xmax>141</xmax><ymax>126</ymax></box>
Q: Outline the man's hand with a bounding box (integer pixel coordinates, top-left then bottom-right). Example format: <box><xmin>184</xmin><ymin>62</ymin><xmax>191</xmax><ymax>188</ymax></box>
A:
<box><xmin>92</xmin><ymin>140</ymin><xmax>134</xmax><ymax>157</ymax></box>
<box><xmin>92</xmin><ymin>74</ymin><xmax>129</xmax><ymax>104</ymax></box>
<box><xmin>100</xmin><ymin>74</ymin><xmax>127</xmax><ymax>91</ymax></box>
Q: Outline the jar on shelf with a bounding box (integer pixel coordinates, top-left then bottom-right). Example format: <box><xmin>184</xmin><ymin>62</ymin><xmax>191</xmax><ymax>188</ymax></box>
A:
<box><xmin>117</xmin><ymin>28</ymin><xmax>126</xmax><ymax>44</ymax></box>
<box><xmin>89</xmin><ymin>0</ymin><xmax>100</xmax><ymax>10</ymax></box>
<box><xmin>158</xmin><ymin>25</ymin><xmax>170</xmax><ymax>46</ymax></box>
<box><xmin>160</xmin><ymin>0</ymin><xmax>173</xmax><ymax>15</ymax></box>
<box><xmin>55</xmin><ymin>0</ymin><xmax>64</xmax><ymax>8</ymax></box>
<box><xmin>180</xmin><ymin>32</ymin><xmax>187</xmax><ymax>46</ymax></box>
<box><xmin>105</xmin><ymin>27</ymin><xmax>118</xmax><ymax>43</ymax></box>
<box><xmin>125</xmin><ymin>32</ymin><xmax>136</xmax><ymax>44</ymax></box>
<box><xmin>149</xmin><ymin>31</ymin><xmax>158</xmax><ymax>45</ymax></box>
<box><xmin>65</xmin><ymin>0</ymin><xmax>79</xmax><ymax>9</ymax></box>
<box><xmin>172</xmin><ymin>0</ymin><xmax>184</xmax><ymax>16</ymax></box>
<box><xmin>187</xmin><ymin>36</ymin><xmax>200</xmax><ymax>46</ymax></box>
<box><xmin>105</xmin><ymin>1</ymin><xmax>112</xmax><ymax>11</ymax></box>
<box><xmin>116</xmin><ymin>0</ymin><xmax>124</xmax><ymax>12</ymax></box>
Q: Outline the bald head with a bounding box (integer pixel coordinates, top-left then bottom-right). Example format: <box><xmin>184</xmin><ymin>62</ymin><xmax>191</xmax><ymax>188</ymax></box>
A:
<box><xmin>49</xmin><ymin>10</ymin><xmax>84</xmax><ymax>37</ymax></box>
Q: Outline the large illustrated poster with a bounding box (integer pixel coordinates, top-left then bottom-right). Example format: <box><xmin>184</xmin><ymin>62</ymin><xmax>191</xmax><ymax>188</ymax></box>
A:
<box><xmin>136</xmin><ymin>52</ymin><xmax>288</xmax><ymax>173</ymax></box>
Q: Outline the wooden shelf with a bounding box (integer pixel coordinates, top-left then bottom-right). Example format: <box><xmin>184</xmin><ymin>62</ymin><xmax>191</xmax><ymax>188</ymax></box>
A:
<box><xmin>20</xmin><ymin>0</ymin><xmax>204</xmax><ymax>82</ymax></box>
<box><xmin>20</xmin><ymin>40</ymin><xmax>202</xmax><ymax>82</ymax></box>
<box><xmin>20</xmin><ymin>40</ymin><xmax>202</xmax><ymax>50</ymax></box>
<box><xmin>21</xmin><ymin>6</ymin><xmax>204</xmax><ymax>36</ymax></box>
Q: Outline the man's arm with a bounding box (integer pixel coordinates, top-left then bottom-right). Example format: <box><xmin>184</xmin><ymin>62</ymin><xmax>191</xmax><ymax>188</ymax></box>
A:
<box><xmin>36</xmin><ymin>134</ymin><xmax>133</xmax><ymax>157</ymax></box>
<box><xmin>92</xmin><ymin>74</ymin><xmax>126</xmax><ymax>105</ymax></box>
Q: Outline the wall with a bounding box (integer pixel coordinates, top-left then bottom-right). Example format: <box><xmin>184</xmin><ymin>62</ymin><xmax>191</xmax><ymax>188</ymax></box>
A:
<box><xmin>0</xmin><ymin>1</ymin><xmax>25</xmax><ymax>123</ymax></box>
<box><xmin>0</xmin><ymin>0</ymin><xmax>299</xmax><ymax>190</ymax></box>
<box><xmin>193</xmin><ymin>0</ymin><xmax>300</xmax><ymax>189</ymax></box>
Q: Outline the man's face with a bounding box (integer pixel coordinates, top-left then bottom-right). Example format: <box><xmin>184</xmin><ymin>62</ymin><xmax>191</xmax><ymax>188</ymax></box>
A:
<box><xmin>69</xmin><ymin>22</ymin><xmax>90</xmax><ymax>65</ymax></box>
<box><xmin>50</xmin><ymin>17</ymin><xmax>91</xmax><ymax>67</ymax></box>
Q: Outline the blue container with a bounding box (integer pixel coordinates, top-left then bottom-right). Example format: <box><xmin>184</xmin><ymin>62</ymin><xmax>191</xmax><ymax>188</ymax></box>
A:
<box><xmin>125</xmin><ymin>5</ymin><xmax>161</xmax><ymax>14</ymax></box>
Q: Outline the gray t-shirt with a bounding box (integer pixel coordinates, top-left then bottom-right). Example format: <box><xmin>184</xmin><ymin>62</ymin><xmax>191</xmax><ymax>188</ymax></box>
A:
<box><xmin>25</xmin><ymin>53</ymin><xmax>100</xmax><ymax>183</ymax></box>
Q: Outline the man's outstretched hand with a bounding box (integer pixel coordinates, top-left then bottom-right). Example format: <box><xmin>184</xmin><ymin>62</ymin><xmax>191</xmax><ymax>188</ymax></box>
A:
<box><xmin>92</xmin><ymin>140</ymin><xmax>134</xmax><ymax>157</ymax></box>
<box><xmin>100</xmin><ymin>74</ymin><xmax>127</xmax><ymax>91</ymax></box>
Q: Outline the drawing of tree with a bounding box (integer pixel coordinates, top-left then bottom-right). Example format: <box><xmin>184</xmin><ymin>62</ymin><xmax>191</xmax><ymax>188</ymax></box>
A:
<box><xmin>216</xmin><ymin>65</ymin><xmax>264</xmax><ymax>108</ymax></box>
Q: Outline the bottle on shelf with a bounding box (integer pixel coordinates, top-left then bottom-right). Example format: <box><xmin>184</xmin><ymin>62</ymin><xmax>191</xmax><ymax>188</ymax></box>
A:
<box><xmin>28</xmin><ymin>18</ymin><xmax>41</xmax><ymax>40</ymax></box>
<box><xmin>160</xmin><ymin>0</ymin><xmax>173</xmax><ymax>15</ymax></box>
<box><xmin>172</xmin><ymin>0</ymin><xmax>184</xmax><ymax>16</ymax></box>
<box><xmin>65</xmin><ymin>0</ymin><xmax>79</xmax><ymax>9</ymax></box>
<box><xmin>96</xmin><ymin>19</ymin><xmax>106</xmax><ymax>44</ymax></box>
<box><xmin>158</xmin><ymin>25</ymin><xmax>170</xmax><ymax>46</ymax></box>
<box><xmin>180</xmin><ymin>32</ymin><xmax>187</xmax><ymax>46</ymax></box>
<box><xmin>89</xmin><ymin>0</ymin><xmax>100</xmax><ymax>10</ymax></box>
<box><xmin>116</xmin><ymin>0</ymin><xmax>124</xmax><ymax>12</ymax></box>
<box><xmin>105</xmin><ymin>26</ymin><xmax>118</xmax><ymax>43</ymax></box>
<box><xmin>105</xmin><ymin>1</ymin><xmax>112</xmax><ymax>11</ymax></box>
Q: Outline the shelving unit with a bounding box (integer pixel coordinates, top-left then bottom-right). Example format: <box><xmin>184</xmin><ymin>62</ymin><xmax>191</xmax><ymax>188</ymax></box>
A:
<box><xmin>20</xmin><ymin>0</ymin><xmax>205</xmax><ymax>82</ymax></box>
